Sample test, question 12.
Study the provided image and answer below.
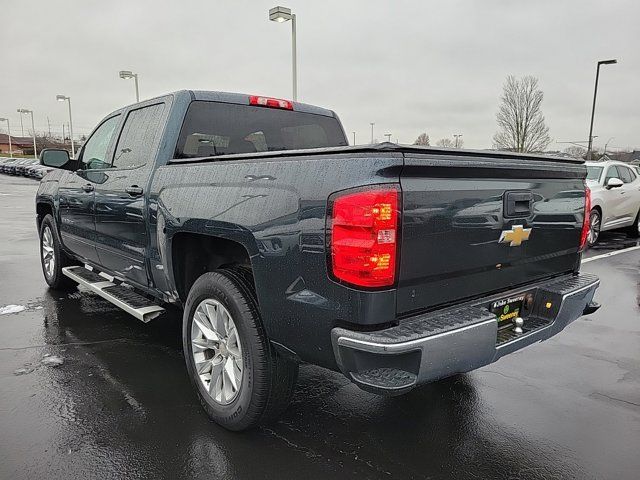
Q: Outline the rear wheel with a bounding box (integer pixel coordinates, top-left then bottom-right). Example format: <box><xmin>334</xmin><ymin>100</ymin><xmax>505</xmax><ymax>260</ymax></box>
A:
<box><xmin>182</xmin><ymin>269</ymin><xmax>298</xmax><ymax>431</ymax></box>
<box><xmin>588</xmin><ymin>209</ymin><xmax>601</xmax><ymax>247</ymax></box>
<box><xmin>39</xmin><ymin>214</ymin><xmax>76</xmax><ymax>290</ymax></box>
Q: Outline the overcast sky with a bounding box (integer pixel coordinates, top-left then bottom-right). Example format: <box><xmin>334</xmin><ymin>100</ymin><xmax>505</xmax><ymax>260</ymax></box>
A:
<box><xmin>1</xmin><ymin>0</ymin><xmax>638</xmax><ymax>151</ymax></box>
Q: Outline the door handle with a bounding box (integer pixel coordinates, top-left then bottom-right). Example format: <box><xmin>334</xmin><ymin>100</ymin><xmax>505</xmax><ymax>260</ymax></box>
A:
<box><xmin>125</xmin><ymin>185</ymin><xmax>143</xmax><ymax>196</ymax></box>
<box><xmin>82</xmin><ymin>184</ymin><xmax>94</xmax><ymax>192</ymax></box>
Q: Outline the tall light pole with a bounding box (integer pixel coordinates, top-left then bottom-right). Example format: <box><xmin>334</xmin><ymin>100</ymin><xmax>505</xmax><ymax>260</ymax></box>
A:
<box><xmin>587</xmin><ymin>59</ymin><xmax>617</xmax><ymax>161</ymax></box>
<box><xmin>384</xmin><ymin>133</ymin><xmax>392</xmax><ymax>142</ymax></box>
<box><xmin>56</xmin><ymin>95</ymin><xmax>75</xmax><ymax>158</ymax></box>
<box><xmin>269</xmin><ymin>6</ymin><xmax>297</xmax><ymax>101</ymax></box>
<box><xmin>454</xmin><ymin>134</ymin><xmax>463</xmax><ymax>148</ymax></box>
<box><xmin>370</xmin><ymin>122</ymin><xmax>375</xmax><ymax>143</ymax></box>
<box><xmin>352</xmin><ymin>131</ymin><xmax>356</xmax><ymax>145</ymax></box>
<box><xmin>119</xmin><ymin>70</ymin><xmax>140</xmax><ymax>102</ymax></box>
<box><xmin>0</xmin><ymin>118</ymin><xmax>12</xmax><ymax>157</ymax></box>
<box><xmin>17</xmin><ymin>109</ymin><xmax>37</xmax><ymax>158</ymax></box>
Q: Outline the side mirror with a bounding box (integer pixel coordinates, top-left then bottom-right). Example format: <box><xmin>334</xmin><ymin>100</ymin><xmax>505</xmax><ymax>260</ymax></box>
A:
<box><xmin>606</xmin><ymin>177</ymin><xmax>624</xmax><ymax>189</ymax></box>
<box><xmin>39</xmin><ymin>148</ymin><xmax>74</xmax><ymax>170</ymax></box>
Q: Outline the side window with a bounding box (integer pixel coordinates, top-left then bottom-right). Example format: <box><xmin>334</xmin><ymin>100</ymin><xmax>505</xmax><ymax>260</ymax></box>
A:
<box><xmin>80</xmin><ymin>115</ymin><xmax>121</xmax><ymax>170</ymax></box>
<box><xmin>112</xmin><ymin>103</ymin><xmax>166</xmax><ymax>169</ymax></box>
<box><xmin>618</xmin><ymin>166</ymin><xmax>635</xmax><ymax>184</ymax></box>
<box><xmin>604</xmin><ymin>166</ymin><xmax>621</xmax><ymax>184</ymax></box>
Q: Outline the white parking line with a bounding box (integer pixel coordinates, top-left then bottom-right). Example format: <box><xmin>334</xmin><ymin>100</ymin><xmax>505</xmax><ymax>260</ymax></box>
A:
<box><xmin>582</xmin><ymin>245</ymin><xmax>640</xmax><ymax>263</ymax></box>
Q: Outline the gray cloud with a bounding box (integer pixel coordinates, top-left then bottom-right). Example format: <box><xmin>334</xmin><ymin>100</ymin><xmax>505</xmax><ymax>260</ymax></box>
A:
<box><xmin>1</xmin><ymin>0</ymin><xmax>637</xmax><ymax>151</ymax></box>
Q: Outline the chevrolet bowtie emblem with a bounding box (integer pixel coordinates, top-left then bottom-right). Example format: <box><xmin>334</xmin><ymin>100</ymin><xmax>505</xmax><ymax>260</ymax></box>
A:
<box><xmin>499</xmin><ymin>225</ymin><xmax>532</xmax><ymax>246</ymax></box>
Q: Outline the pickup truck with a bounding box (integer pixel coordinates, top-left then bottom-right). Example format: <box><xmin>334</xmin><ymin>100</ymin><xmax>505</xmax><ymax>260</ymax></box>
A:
<box><xmin>36</xmin><ymin>90</ymin><xmax>600</xmax><ymax>431</ymax></box>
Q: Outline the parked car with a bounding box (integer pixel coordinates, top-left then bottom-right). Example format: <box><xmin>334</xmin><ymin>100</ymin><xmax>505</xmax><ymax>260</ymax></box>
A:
<box><xmin>585</xmin><ymin>160</ymin><xmax>640</xmax><ymax>245</ymax></box>
<box><xmin>15</xmin><ymin>159</ymin><xmax>39</xmax><ymax>176</ymax></box>
<box><xmin>1</xmin><ymin>158</ymin><xmax>20</xmax><ymax>174</ymax></box>
<box><xmin>36</xmin><ymin>90</ymin><xmax>600</xmax><ymax>431</ymax></box>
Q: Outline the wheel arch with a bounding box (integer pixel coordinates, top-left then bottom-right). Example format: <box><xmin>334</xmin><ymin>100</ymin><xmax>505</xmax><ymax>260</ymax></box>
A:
<box><xmin>170</xmin><ymin>231</ymin><xmax>257</xmax><ymax>304</ymax></box>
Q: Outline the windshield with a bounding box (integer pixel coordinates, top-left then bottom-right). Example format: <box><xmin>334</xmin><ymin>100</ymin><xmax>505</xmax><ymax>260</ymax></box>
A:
<box><xmin>175</xmin><ymin>101</ymin><xmax>348</xmax><ymax>159</ymax></box>
<box><xmin>586</xmin><ymin>166</ymin><xmax>603</xmax><ymax>182</ymax></box>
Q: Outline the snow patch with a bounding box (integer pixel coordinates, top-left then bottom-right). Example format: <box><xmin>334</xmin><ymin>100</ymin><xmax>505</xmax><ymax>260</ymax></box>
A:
<box><xmin>0</xmin><ymin>304</ymin><xmax>26</xmax><ymax>315</ymax></box>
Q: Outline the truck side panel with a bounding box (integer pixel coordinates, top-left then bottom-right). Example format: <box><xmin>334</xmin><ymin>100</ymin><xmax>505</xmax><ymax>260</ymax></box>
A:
<box><xmin>148</xmin><ymin>153</ymin><xmax>404</xmax><ymax>369</ymax></box>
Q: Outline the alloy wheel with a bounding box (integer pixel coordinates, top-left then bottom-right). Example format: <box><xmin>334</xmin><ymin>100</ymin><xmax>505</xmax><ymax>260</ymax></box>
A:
<box><xmin>41</xmin><ymin>226</ymin><xmax>55</xmax><ymax>279</ymax></box>
<box><xmin>588</xmin><ymin>211</ymin><xmax>600</xmax><ymax>246</ymax></box>
<box><xmin>190</xmin><ymin>299</ymin><xmax>243</xmax><ymax>405</ymax></box>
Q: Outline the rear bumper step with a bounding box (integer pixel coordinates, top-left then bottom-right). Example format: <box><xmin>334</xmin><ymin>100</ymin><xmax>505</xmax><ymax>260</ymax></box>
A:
<box><xmin>332</xmin><ymin>273</ymin><xmax>600</xmax><ymax>395</ymax></box>
<box><xmin>62</xmin><ymin>266</ymin><xmax>164</xmax><ymax>322</ymax></box>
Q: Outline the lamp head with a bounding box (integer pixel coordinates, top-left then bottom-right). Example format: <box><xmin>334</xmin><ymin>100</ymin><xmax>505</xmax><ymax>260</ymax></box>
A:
<box><xmin>17</xmin><ymin>108</ymin><xmax>31</xmax><ymax>114</ymax></box>
<box><xmin>56</xmin><ymin>95</ymin><xmax>68</xmax><ymax>102</ymax></box>
<box><xmin>599</xmin><ymin>59</ymin><xmax>617</xmax><ymax>65</ymax></box>
<box><xmin>269</xmin><ymin>6</ymin><xmax>292</xmax><ymax>22</ymax></box>
<box><xmin>0</xmin><ymin>118</ymin><xmax>7</xmax><ymax>121</ymax></box>
<box><xmin>119</xmin><ymin>70</ymin><xmax>134</xmax><ymax>79</ymax></box>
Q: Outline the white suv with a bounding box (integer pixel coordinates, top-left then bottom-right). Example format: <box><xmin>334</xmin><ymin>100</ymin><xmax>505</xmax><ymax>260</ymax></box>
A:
<box><xmin>585</xmin><ymin>160</ymin><xmax>640</xmax><ymax>246</ymax></box>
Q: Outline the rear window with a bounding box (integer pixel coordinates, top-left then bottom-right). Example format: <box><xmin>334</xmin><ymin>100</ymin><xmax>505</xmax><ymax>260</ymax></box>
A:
<box><xmin>175</xmin><ymin>101</ymin><xmax>347</xmax><ymax>158</ymax></box>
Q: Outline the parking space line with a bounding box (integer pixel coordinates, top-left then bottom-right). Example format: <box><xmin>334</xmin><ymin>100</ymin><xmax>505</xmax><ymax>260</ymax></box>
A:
<box><xmin>582</xmin><ymin>245</ymin><xmax>640</xmax><ymax>263</ymax></box>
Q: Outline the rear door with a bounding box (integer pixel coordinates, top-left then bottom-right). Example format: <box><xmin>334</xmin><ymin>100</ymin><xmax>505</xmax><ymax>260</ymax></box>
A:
<box><xmin>94</xmin><ymin>101</ymin><xmax>168</xmax><ymax>288</ymax></box>
<box><xmin>58</xmin><ymin>114</ymin><xmax>121</xmax><ymax>263</ymax></box>
<box><xmin>397</xmin><ymin>152</ymin><xmax>586</xmax><ymax>315</ymax></box>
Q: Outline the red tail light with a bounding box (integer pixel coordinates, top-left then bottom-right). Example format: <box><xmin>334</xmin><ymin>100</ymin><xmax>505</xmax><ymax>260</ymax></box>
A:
<box><xmin>249</xmin><ymin>95</ymin><xmax>293</xmax><ymax>110</ymax></box>
<box><xmin>328</xmin><ymin>185</ymin><xmax>400</xmax><ymax>288</ymax></box>
<box><xmin>580</xmin><ymin>185</ymin><xmax>591</xmax><ymax>251</ymax></box>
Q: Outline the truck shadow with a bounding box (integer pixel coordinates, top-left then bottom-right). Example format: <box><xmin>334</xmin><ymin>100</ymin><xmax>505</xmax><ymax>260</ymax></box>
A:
<box><xmin>35</xmin><ymin>288</ymin><xmax>583</xmax><ymax>479</ymax></box>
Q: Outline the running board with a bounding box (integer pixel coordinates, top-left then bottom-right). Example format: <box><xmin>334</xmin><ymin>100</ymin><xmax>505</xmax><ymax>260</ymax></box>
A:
<box><xmin>62</xmin><ymin>266</ymin><xmax>165</xmax><ymax>322</ymax></box>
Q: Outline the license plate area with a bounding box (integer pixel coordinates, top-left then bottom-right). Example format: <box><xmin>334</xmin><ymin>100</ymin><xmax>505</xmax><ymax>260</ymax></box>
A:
<box><xmin>490</xmin><ymin>293</ymin><xmax>531</xmax><ymax>329</ymax></box>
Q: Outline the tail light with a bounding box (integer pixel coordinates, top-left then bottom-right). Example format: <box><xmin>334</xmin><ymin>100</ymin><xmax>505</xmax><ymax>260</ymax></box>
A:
<box><xmin>579</xmin><ymin>185</ymin><xmax>591</xmax><ymax>251</ymax></box>
<box><xmin>249</xmin><ymin>95</ymin><xmax>293</xmax><ymax>110</ymax></box>
<box><xmin>328</xmin><ymin>185</ymin><xmax>400</xmax><ymax>288</ymax></box>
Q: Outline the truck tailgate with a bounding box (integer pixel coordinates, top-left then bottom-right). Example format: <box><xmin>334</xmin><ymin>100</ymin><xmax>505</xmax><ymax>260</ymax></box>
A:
<box><xmin>398</xmin><ymin>153</ymin><xmax>586</xmax><ymax>315</ymax></box>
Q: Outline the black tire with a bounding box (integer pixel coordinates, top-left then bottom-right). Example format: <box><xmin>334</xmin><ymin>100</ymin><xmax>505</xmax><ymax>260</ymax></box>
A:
<box><xmin>627</xmin><ymin>210</ymin><xmax>640</xmax><ymax>238</ymax></box>
<box><xmin>588</xmin><ymin>209</ymin><xmax>601</xmax><ymax>247</ymax></box>
<box><xmin>39</xmin><ymin>214</ymin><xmax>76</xmax><ymax>290</ymax></box>
<box><xmin>182</xmin><ymin>268</ymin><xmax>298</xmax><ymax>431</ymax></box>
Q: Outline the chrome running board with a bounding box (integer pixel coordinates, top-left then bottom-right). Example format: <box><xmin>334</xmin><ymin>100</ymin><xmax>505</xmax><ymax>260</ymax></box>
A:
<box><xmin>62</xmin><ymin>266</ymin><xmax>165</xmax><ymax>322</ymax></box>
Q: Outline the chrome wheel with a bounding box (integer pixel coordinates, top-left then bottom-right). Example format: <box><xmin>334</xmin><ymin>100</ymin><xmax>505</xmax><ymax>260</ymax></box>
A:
<box><xmin>41</xmin><ymin>226</ymin><xmax>55</xmax><ymax>279</ymax></box>
<box><xmin>191</xmin><ymin>299</ymin><xmax>243</xmax><ymax>405</ymax></box>
<box><xmin>588</xmin><ymin>210</ymin><xmax>600</xmax><ymax>246</ymax></box>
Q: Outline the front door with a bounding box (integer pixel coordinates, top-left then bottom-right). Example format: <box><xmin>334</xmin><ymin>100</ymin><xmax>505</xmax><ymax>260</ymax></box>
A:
<box><xmin>94</xmin><ymin>102</ymin><xmax>168</xmax><ymax>289</ymax></box>
<box><xmin>58</xmin><ymin>114</ymin><xmax>121</xmax><ymax>264</ymax></box>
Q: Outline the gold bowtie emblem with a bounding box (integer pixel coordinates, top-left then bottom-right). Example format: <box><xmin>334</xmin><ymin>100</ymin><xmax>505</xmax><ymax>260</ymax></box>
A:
<box><xmin>499</xmin><ymin>225</ymin><xmax>532</xmax><ymax>246</ymax></box>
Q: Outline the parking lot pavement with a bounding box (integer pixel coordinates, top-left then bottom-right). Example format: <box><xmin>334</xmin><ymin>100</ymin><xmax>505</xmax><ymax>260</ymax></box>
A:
<box><xmin>1</xmin><ymin>174</ymin><xmax>639</xmax><ymax>480</ymax></box>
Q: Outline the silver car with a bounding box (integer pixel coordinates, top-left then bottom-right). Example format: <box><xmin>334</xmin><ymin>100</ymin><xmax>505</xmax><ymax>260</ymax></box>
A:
<box><xmin>585</xmin><ymin>160</ymin><xmax>640</xmax><ymax>245</ymax></box>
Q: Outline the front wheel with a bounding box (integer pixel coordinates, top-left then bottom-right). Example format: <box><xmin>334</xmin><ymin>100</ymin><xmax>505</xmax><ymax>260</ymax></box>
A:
<box><xmin>588</xmin><ymin>209</ymin><xmax>601</xmax><ymax>247</ymax></box>
<box><xmin>627</xmin><ymin>210</ymin><xmax>640</xmax><ymax>238</ymax></box>
<box><xmin>182</xmin><ymin>269</ymin><xmax>298</xmax><ymax>431</ymax></box>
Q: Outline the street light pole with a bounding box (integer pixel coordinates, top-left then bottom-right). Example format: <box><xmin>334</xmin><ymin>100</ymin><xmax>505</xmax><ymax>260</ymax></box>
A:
<box><xmin>352</xmin><ymin>131</ymin><xmax>356</xmax><ymax>145</ymax></box>
<box><xmin>119</xmin><ymin>70</ymin><xmax>140</xmax><ymax>102</ymax></box>
<box><xmin>454</xmin><ymin>134</ymin><xmax>463</xmax><ymax>148</ymax></box>
<box><xmin>384</xmin><ymin>133</ymin><xmax>392</xmax><ymax>142</ymax></box>
<box><xmin>587</xmin><ymin>59</ymin><xmax>617</xmax><ymax>161</ymax></box>
<box><xmin>0</xmin><ymin>118</ymin><xmax>12</xmax><ymax>157</ymax></box>
<box><xmin>370</xmin><ymin>122</ymin><xmax>375</xmax><ymax>143</ymax></box>
<box><xmin>17</xmin><ymin>109</ymin><xmax>37</xmax><ymax>158</ymax></box>
<box><xmin>269</xmin><ymin>6</ymin><xmax>297</xmax><ymax>101</ymax></box>
<box><xmin>56</xmin><ymin>95</ymin><xmax>75</xmax><ymax>158</ymax></box>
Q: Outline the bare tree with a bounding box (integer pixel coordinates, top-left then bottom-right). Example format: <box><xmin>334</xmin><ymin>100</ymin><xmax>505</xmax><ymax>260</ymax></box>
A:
<box><xmin>563</xmin><ymin>146</ymin><xmax>587</xmax><ymax>159</ymax></box>
<box><xmin>493</xmin><ymin>75</ymin><xmax>551</xmax><ymax>152</ymax></box>
<box><xmin>413</xmin><ymin>133</ymin><xmax>430</xmax><ymax>146</ymax></box>
<box><xmin>436</xmin><ymin>138</ymin><xmax>455</xmax><ymax>148</ymax></box>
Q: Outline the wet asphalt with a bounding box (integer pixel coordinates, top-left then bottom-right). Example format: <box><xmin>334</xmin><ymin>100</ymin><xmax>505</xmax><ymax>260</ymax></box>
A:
<box><xmin>0</xmin><ymin>174</ymin><xmax>638</xmax><ymax>480</ymax></box>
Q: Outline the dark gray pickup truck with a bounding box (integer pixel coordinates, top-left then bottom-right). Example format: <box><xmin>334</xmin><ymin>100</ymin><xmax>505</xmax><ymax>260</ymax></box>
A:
<box><xmin>36</xmin><ymin>90</ymin><xmax>600</xmax><ymax>430</ymax></box>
